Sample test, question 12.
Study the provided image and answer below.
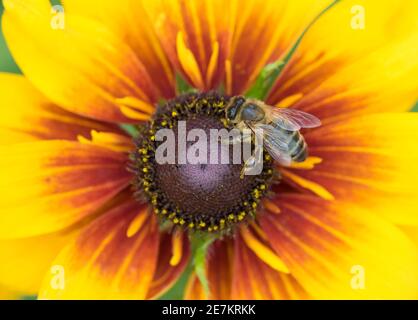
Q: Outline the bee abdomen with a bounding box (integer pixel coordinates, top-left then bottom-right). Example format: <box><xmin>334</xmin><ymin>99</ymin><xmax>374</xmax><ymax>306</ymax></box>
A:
<box><xmin>289</xmin><ymin>133</ymin><xmax>308</xmax><ymax>162</ymax></box>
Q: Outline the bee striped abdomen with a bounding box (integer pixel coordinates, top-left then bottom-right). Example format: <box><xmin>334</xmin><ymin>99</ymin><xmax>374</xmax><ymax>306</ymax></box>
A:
<box><xmin>289</xmin><ymin>132</ymin><xmax>308</xmax><ymax>162</ymax></box>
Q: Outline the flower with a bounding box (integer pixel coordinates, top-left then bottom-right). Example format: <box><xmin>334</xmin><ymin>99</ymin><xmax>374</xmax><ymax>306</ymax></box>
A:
<box><xmin>0</xmin><ymin>0</ymin><xmax>418</xmax><ymax>300</ymax></box>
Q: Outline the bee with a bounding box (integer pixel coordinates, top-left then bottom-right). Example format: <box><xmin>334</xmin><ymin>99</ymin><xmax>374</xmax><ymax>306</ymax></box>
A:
<box><xmin>225</xmin><ymin>95</ymin><xmax>321</xmax><ymax>169</ymax></box>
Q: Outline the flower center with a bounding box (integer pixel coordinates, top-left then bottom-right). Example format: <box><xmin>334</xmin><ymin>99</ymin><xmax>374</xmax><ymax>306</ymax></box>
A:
<box><xmin>132</xmin><ymin>92</ymin><xmax>275</xmax><ymax>234</ymax></box>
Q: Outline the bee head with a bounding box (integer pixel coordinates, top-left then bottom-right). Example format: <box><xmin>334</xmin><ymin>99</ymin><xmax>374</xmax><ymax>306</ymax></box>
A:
<box><xmin>226</xmin><ymin>96</ymin><xmax>246</xmax><ymax>122</ymax></box>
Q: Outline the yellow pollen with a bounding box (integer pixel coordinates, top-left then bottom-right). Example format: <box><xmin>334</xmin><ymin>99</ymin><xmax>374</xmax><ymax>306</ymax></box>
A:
<box><xmin>170</xmin><ymin>231</ymin><xmax>183</xmax><ymax>266</ymax></box>
<box><xmin>241</xmin><ymin>228</ymin><xmax>290</xmax><ymax>274</ymax></box>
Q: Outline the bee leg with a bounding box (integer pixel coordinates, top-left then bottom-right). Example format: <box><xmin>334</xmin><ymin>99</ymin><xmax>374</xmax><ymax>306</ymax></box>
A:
<box><xmin>240</xmin><ymin>156</ymin><xmax>256</xmax><ymax>179</ymax></box>
<box><xmin>220</xmin><ymin>124</ymin><xmax>248</xmax><ymax>145</ymax></box>
<box><xmin>220</xmin><ymin>121</ymin><xmax>252</xmax><ymax>146</ymax></box>
<box><xmin>240</xmin><ymin>144</ymin><xmax>264</xmax><ymax>178</ymax></box>
<box><xmin>220</xmin><ymin>135</ymin><xmax>242</xmax><ymax>145</ymax></box>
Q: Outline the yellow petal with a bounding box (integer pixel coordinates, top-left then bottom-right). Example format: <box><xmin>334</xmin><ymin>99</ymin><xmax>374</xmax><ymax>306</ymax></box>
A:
<box><xmin>0</xmin><ymin>140</ymin><xmax>131</xmax><ymax>238</ymax></box>
<box><xmin>147</xmin><ymin>232</ymin><xmax>190</xmax><ymax>299</ymax></box>
<box><xmin>62</xmin><ymin>0</ymin><xmax>175</xmax><ymax>98</ymax></box>
<box><xmin>0</xmin><ymin>286</ymin><xmax>21</xmax><ymax>300</ymax></box>
<box><xmin>78</xmin><ymin>130</ymin><xmax>134</xmax><ymax>153</ymax></box>
<box><xmin>240</xmin><ymin>227</ymin><xmax>290</xmax><ymax>273</ymax></box>
<box><xmin>270</xmin><ymin>0</ymin><xmax>418</xmax><ymax>119</ymax></box>
<box><xmin>184</xmin><ymin>273</ymin><xmax>207</xmax><ymax>300</ymax></box>
<box><xmin>38</xmin><ymin>200</ymin><xmax>160</xmax><ymax>299</ymax></box>
<box><xmin>185</xmin><ymin>240</ymin><xmax>233</xmax><ymax>300</ymax></box>
<box><xmin>0</xmin><ymin>73</ymin><xmax>121</xmax><ymax>145</ymax></box>
<box><xmin>261</xmin><ymin>194</ymin><xmax>418</xmax><ymax>299</ymax></box>
<box><xmin>176</xmin><ymin>31</ymin><xmax>204</xmax><ymax>90</ymax></box>
<box><xmin>2</xmin><ymin>0</ymin><xmax>157</xmax><ymax>123</ymax></box>
<box><xmin>232</xmin><ymin>235</ymin><xmax>309</xmax><ymax>299</ymax></box>
<box><xmin>400</xmin><ymin>226</ymin><xmax>418</xmax><ymax>251</ymax></box>
<box><xmin>301</xmin><ymin>113</ymin><xmax>418</xmax><ymax>226</ymax></box>
<box><xmin>228</xmin><ymin>0</ymin><xmax>332</xmax><ymax>94</ymax></box>
<box><xmin>184</xmin><ymin>238</ymin><xmax>308</xmax><ymax>300</ymax></box>
<box><xmin>0</xmin><ymin>230</ymin><xmax>77</xmax><ymax>293</ymax></box>
<box><xmin>144</xmin><ymin>0</ymin><xmax>231</xmax><ymax>90</ymax></box>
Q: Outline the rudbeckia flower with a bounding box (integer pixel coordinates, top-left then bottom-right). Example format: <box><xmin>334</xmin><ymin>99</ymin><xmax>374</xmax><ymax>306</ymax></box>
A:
<box><xmin>0</xmin><ymin>0</ymin><xmax>417</xmax><ymax>300</ymax></box>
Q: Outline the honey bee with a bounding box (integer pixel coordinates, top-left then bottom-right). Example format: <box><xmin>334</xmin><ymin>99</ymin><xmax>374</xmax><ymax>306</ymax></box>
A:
<box><xmin>225</xmin><ymin>95</ymin><xmax>321</xmax><ymax>169</ymax></box>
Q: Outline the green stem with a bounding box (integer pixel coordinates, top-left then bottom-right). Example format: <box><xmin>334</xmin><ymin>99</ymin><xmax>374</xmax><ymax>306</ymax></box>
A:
<box><xmin>191</xmin><ymin>235</ymin><xmax>216</xmax><ymax>297</ymax></box>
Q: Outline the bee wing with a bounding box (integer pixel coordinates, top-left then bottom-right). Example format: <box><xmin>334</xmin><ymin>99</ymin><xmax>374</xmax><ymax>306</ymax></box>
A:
<box><xmin>251</xmin><ymin>123</ymin><xmax>292</xmax><ymax>166</ymax></box>
<box><xmin>268</xmin><ymin>107</ymin><xmax>321</xmax><ymax>131</ymax></box>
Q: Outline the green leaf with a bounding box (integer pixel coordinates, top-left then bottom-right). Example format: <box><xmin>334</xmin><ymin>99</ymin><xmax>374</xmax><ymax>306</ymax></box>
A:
<box><xmin>245</xmin><ymin>60</ymin><xmax>285</xmax><ymax>100</ymax></box>
<box><xmin>0</xmin><ymin>8</ymin><xmax>20</xmax><ymax>74</ymax></box>
<box><xmin>175</xmin><ymin>72</ymin><xmax>198</xmax><ymax>95</ymax></box>
<box><xmin>119</xmin><ymin>123</ymin><xmax>140</xmax><ymax>138</ymax></box>
<box><xmin>245</xmin><ymin>0</ymin><xmax>342</xmax><ymax>100</ymax></box>
<box><xmin>412</xmin><ymin>100</ymin><xmax>418</xmax><ymax>112</ymax></box>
